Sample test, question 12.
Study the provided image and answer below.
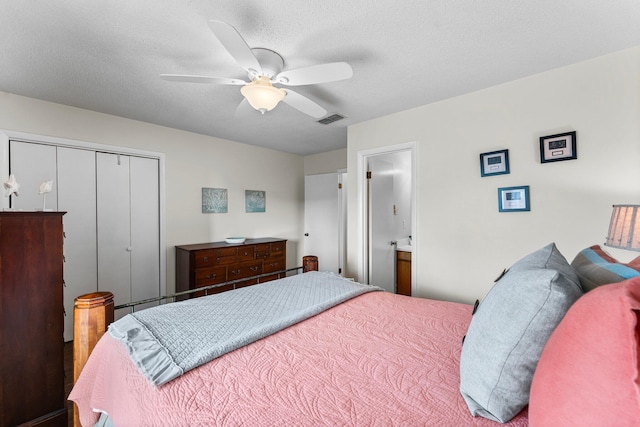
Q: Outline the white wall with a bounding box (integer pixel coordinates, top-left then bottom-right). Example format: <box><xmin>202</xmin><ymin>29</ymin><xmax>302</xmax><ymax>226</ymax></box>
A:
<box><xmin>0</xmin><ymin>92</ymin><xmax>305</xmax><ymax>293</ymax></box>
<box><xmin>304</xmin><ymin>148</ymin><xmax>347</xmax><ymax>175</ymax></box>
<box><xmin>347</xmin><ymin>46</ymin><xmax>640</xmax><ymax>304</ymax></box>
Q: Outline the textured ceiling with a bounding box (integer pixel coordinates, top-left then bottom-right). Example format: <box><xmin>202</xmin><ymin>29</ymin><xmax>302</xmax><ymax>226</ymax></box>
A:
<box><xmin>1</xmin><ymin>1</ymin><xmax>640</xmax><ymax>155</ymax></box>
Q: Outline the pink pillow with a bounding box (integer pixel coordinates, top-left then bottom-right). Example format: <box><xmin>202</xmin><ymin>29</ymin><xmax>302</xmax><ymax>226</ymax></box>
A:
<box><xmin>529</xmin><ymin>276</ymin><xmax>640</xmax><ymax>426</ymax></box>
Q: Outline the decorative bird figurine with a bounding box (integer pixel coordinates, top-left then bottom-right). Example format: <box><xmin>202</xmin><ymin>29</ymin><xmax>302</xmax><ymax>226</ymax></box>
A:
<box><xmin>39</xmin><ymin>180</ymin><xmax>53</xmax><ymax>194</ymax></box>
<box><xmin>3</xmin><ymin>174</ymin><xmax>20</xmax><ymax>197</ymax></box>
<box><xmin>39</xmin><ymin>180</ymin><xmax>54</xmax><ymax>211</ymax></box>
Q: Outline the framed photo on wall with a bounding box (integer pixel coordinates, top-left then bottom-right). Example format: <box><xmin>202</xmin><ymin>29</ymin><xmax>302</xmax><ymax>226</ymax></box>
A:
<box><xmin>480</xmin><ymin>149</ymin><xmax>510</xmax><ymax>177</ymax></box>
<box><xmin>539</xmin><ymin>131</ymin><xmax>577</xmax><ymax>163</ymax></box>
<box><xmin>498</xmin><ymin>185</ymin><xmax>530</xmax><ymax>212</ymax></box>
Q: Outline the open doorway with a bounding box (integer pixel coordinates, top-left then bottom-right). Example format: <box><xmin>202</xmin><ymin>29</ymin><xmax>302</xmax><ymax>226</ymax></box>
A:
<box><xmin>357</xmin><ymin>142</ymin><xmax>415</xmax><ymax>293</ymax></box>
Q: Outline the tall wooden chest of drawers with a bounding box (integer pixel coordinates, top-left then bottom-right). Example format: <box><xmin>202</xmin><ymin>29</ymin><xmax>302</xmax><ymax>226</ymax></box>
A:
<box><xmin>175</xmin><ymin>238</ymin><xmax>287</xmax><ymax>298</ymax></box>
<box><xmin>0</xmin><ymin>211</ymin><xmax>67</xmax><ymax>427</ymax></box>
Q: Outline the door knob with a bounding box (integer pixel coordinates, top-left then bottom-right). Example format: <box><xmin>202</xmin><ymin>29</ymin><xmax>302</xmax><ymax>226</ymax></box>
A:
<box><xmin>126</xmin><ymin>246</ymin><xmax>133</xmax><ymax>252</ymax></box>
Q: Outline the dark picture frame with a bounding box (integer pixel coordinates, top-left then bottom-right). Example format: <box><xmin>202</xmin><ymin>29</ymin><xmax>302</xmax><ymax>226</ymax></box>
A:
<box><xmin>539</xmin><ymin>131</ymin><xmax>577</xmax><ymax>163</ymax></box>
<box><xmin>498</xmin><ymin>185</ymin><xmax>530</xmax><ymax>212</ymax></box>
<box><xmin>480</xmin><ymin>149</ymin><xmax>510</xmax><ymax>177</ymax></box>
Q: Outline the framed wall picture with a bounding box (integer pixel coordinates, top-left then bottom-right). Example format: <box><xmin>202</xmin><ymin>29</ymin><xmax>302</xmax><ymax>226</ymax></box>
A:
<box><xmin>480</xmin><ymin>149</ymin><xmax>510</xmax><ymax>177</ymax></box>
<box><xmin>498</xmin><ymin>185</ymin><xmax>530</xmax><ymax>212</ymax></box>
<box><xmin>202</xmin><ymin>187</ymin><xmax>228</xmax><ymax>213</ymax></box>
<box><xmin>245</xmin><ymin>190</ymin><xmax>266</xmax><ymax>213</ymax></box>
<box><xmin>539</xmin><ymin>131</ymin><xmax>577</xmax><ymax>163</ymax></box>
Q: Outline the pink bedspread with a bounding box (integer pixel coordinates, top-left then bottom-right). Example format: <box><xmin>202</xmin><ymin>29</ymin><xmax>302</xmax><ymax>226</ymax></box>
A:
<box><xmin>70</xmin><ymin>292</ymin><xmax>529</xmax><ymax>426</ymax></box>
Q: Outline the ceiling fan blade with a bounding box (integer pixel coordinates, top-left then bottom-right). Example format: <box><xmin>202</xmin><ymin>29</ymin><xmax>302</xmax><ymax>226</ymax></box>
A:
<box><xmin>274</xmin><ymin>62</ymin><xmax>353</xmax><ymax>86</ymax></box>
<box><xmin>281</xmin><ymin>89</ymin><xmax>327</xmax><ymax>118</ymax></box>
<box><xmin>208</xmin><ymin>20</ymin><xmax>263</xmax><ymax>77</ymax></box>
<box><xmin>160</xmin><ymin>74</ymin><xmax>246</xmax><ymax>85</ymax></box>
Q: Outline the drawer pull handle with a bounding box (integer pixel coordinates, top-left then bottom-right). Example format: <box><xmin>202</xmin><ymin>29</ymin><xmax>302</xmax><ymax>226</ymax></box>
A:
<box><xmin>250</xmin><ymin>266</ymin><xmax>259</xmax><ymax>271</ymax></box>
<box><xmin>231</xmin><ymin>270</ymin><xmax>239</xmax><ymax>275</ymax></box>
<box><xmin>203</xmin><ymin>256</ymin><xmax>208</xmax><ymax>262</ymax></box>
<box><xmin>206</xmin><ymin>274</ymin><xmax>216</xmax><ymax>279</ymax></box>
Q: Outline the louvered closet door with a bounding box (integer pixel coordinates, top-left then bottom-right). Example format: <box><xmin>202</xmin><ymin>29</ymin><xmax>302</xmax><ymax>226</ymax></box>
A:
<box><xmin>8</xmin><ymin>141</ymin><xmax>58</xmax><ymax>210</ymax></box>
<box><xmin>57</xmin><ymin>147</ymin><xmax>97</xmax><ymax>341</ymax></box>
<box><xmin>96</xmin><ymin>152</ymin><xmax>132</xmax><ymax>316</ymax></box>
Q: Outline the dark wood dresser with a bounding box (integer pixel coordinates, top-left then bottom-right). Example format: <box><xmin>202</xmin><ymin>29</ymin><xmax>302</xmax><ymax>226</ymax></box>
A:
<box><xmin>175</xmin><ymin>238</ymin><xmax>287</xmax><ymax>298</ymax></box>
<box><xmin>0</xmin><ymin>211</ymin><xmax>67</xmax><ymax>427</ymax></box>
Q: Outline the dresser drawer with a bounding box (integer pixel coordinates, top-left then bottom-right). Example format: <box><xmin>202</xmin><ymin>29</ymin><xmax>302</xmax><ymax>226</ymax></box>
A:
<box><xmin>195</xmin><ymin>266</ymin><xmax>227</xmax><ymax>286</ymax></box>
<box><xmin>215</xmin><ymin>247</ymin><xmax>238</xmax><ymax>265</ymax></box>
<box><xmin>235</xmin><ymin>278</ymin><xmax>259</xmax><ymax>289</ymax></box>
<box><xmin>195</xmin><ymin>249</ymin><xmax>218</xmax><ymax>268</ymax></box>
<box><xmin>256</xmin><ymin>241</ymin><xmax>286</xmax><ymax>260</ymax></box>
<box><xmin>263</xmin><ymin>256</ymin><xmax>286</xmax><ymax>273</ymax></box>
<box><xmin>254</xmin><ymin>243</ymin><xmax>271</xmax><ymax>258</ymax></box>
<box><xmin>260</xmin><ymin>273</ymin><xmax>282</xmax><ymax>283</ymax></box>
<box><xmin>228</xmin><ymin>260</ymin><xmax>262</xmax><ymax>280</ymax></box>
<box><xmin>237</xmin><ymin>245</ymin><xmax>255</xmax><ymax>261</ymax></box>
<box><xmin>196</xmin><ymin>283</ymin><xmax>234</xmax><ymax>297</ymax></box>
<box><xmin>270</xmin><ymin>241</ymin><xmax>286</xmax><ymax>257</ymax></box>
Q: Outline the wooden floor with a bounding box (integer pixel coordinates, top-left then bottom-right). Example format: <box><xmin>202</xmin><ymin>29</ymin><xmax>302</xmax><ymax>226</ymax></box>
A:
<box><xmin>64</xmin><ymin>341</ymin><xmax>74</xmax><ymax>427</ymax></box>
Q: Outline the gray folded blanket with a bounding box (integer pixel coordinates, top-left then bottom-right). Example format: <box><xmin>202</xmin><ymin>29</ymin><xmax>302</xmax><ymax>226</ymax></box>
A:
<box><xmin>109</xmin><ymin>271</ymin><xmax>380</xmax><ymax>386</ymax></box>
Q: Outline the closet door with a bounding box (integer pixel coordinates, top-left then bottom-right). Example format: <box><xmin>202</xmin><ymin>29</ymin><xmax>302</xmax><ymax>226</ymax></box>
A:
<box><xmin>8</xmin><ymin>141</ymin><xmax>57</xmax><ymax>210</ymax></box>
<box><xmin>96</xmin><ymin>152</ymin><xmax>132</xmax><ymax>314</ymax></box>
<box><xmin>130</xmin><ymin>156</ymin><xmax>160</xmax><ymax>310</ymax></box>
<box><xmin>57</xmin><ymin>147</ymin><xmax>97</xmax><ymax>341</ymax></box>
<box><xmin>8</xmin><ymin>140</ymin><xmax>162</xmax><ymax>336</ymax></box>
<box><xmin>96</xmin><ymin>153</ymin><xmax>160</xmax><ymax>316</ymax></box>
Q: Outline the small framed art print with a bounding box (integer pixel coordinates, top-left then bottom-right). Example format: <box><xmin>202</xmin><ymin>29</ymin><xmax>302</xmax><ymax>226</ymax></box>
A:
<box><xmin>498</xmin><ymin>185</ymin><xmax>530</xmax><ymax>212</ymax></box>
<box><xmin>245</xmin><ymin>190</ymin><xmax>266</xmax><ymax>213</ymax></box>
<box><xmin>202</xmin><ymin>187</ymin><xmax>228</xmax><ymax>213</ymax></box>
<box><xmin>480</xmin><ymin>149</ymin><xmax>510</xmax><ymax>177</ymax></box>
<box><xmin>539</xmin><ymin>131</ymin><xmax>577</xmax><ymax>163</ymax></box>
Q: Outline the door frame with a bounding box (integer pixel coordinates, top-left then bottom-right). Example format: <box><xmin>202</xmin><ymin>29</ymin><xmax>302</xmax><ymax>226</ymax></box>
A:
<box><xmin>337</xmin><ymin>168</ymin><xmax>347</xmax><ymax>276</ymax></box>
<box><xmin>0</xmin><ymin>129</ymin><xmax>167</xmax><ymax>296</ymax></box>
<box><xmin>357</xmin><ymin>141</ymin><xmax>416</xmax><ymax>293</ymax></box>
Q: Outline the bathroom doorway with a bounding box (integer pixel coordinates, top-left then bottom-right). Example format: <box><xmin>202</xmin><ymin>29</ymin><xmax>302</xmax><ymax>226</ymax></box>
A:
<box><xmin>358</xmin><ymin>142</ymin><xmax>415</xmax><ymax>293</ymax></box>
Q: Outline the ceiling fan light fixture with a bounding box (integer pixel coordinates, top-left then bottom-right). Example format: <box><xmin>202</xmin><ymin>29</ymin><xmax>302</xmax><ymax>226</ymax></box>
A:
<box><xmin>241</xmin><ymin>76</ymin><xmax>286</xmax><ymax>114</ymax></box>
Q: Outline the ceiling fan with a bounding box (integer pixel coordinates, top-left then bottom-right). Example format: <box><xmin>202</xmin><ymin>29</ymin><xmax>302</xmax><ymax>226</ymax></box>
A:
<box><xmin>161</xmin><ymin>20</ymin><xmax>353</xmax><ymax>118</ymax></box>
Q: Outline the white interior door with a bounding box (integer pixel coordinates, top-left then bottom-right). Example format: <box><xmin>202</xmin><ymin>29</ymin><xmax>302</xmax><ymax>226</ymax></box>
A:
<box><xmin>368</xmin><ymin>157</ymin><xmax>396</xmax><ymax>292</ymax></box>
<box><xmin>9</xmin><ymin>141</ymin><xmax>57</xmax><ymax>210</ymax></box>
<box><xmin>304</xmin><ymin>173</ymin><xmax>340</xmax><ymax>274</ymax></box>
<box><xmin>58</xmin><ymin>147</ymin><xmax>97</xmax><ymax>341</ymax></box>
<box><xmin>96</xmin><ymin>152</ymin><xmax>132</xmax><ymax>314</ymax></box>
<box><xmin>130</xmin><ymin>156</ymin><xmax>160</xmax><ymax>311</ymax></box>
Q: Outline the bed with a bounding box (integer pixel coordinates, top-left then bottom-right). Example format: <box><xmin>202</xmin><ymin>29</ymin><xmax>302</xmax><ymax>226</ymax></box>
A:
<box><xmin>69</xmin><ymin>244</ymin><xmax>640</xmax><ymax>426</ymax></box>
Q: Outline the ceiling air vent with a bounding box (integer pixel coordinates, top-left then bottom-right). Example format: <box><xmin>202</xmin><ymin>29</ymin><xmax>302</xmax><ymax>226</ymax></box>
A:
<box><xmin>317</xmin><ymin>113</ymin><xmax>345</xmax><ymax>125</ymax></box>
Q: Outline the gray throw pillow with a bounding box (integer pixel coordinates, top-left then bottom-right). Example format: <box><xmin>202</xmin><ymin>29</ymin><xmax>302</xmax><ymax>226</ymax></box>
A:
<box><xmin>459</xmin><ymin>243</ymin><xmax>582</xmax><ymax>422</ymax></box>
